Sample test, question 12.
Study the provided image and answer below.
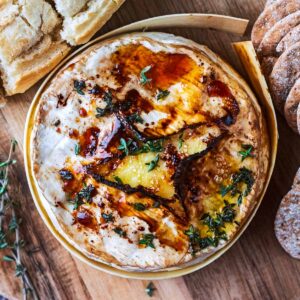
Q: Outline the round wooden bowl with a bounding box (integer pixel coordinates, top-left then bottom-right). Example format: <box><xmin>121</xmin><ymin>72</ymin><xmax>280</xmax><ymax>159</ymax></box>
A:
<box><xmin>24</xmin><ymin>14</ymin><xmax>278</xmax><ymax>280</ymax></box>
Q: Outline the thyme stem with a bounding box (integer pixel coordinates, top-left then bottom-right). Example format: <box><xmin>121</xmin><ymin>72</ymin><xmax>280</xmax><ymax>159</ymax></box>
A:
<box><xmin>0</xmin><ymin>140</ymin><xmax>39</xmax><ymax>300</ymax></box>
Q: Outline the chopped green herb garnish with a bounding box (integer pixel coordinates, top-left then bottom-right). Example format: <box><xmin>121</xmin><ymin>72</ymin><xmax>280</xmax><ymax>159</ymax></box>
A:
<box><xmin>75</xmin><ymin>143</ymin><xmax>80</xmax><ymax>155</ymax></box>
<box><xmin>133</xmin><ymin>203</ymin><xmax>146</xmax><ymax>211</ymax></box>
<box><xmin>220</xmin><ymin>167</ymin><xmax>254</xmax><ymax>198</ymax></box>
<box><xmin>184</xmin><ymin>225</ymin><xmax>200</xmax><ymax>245</ymax></box>
<box><xmin>71</xmin><ymin>184</ymin><xmax>96</xmax><ymax>210</ymax></box>
<box><xmin>145</xmin><ymin>154</ymin><xmax>159</xmax><ymax>172</ymax></box>
<box><xmin>113</xmin><ymin>227</ymin><xmax>126</xmax><ymax>237</ymax></box>
<box><xmin>135</xmin><ymin>139</ymin><xmax>164</xmax><ymax>154</ymax></box>
<box><xmin>178</xmin><ymin>132</ymin><xmax>184</xmax><ymax>149</ymax></box>
<box><xmin>156</xmin><ymin>89</ymin><xmax>170</xmax><ymax>100</ymax></box>
<box><xmin>0</xmin><ymin>160</ymin><xmax>16</xmax><ymax>168</ymax></box>
<box><xmin>140</xmin><ymin>65</ymin><xmax>152</xmax><ymax>85</ymax></box>
<box><xmin>118</xmin><ymin>138</ymin><xmax>132</xmax><ymax>156</ymax></box>
<box><xmin>139</xmin><ymin>233</ymin><xmax>155</xmax><ymax>248</ymax></box>
<box><xmin>127</xmin><ymin>112</ymin><xmax>144</xmax><ymax>124</ymax></box>
<box><xmin>59</xmin><ymin>169</ymin><xmax>73</xmax><ymax>181</ymax></box>
<box><xmin>238</xmin><ymin>144</ymin><xmax>254</xmax><ymax>161</ymax></box>
<box><xmin>74</xmin><ymin>80</ymin><xmax>86</xmax><ymax>95</ymax></box>
<box><xmin>73</xmin><ymin>195</ymin><xmax>84</xmax><ymax>210</ymax></box>
<box><xmin>113</xmin><ymin>175</ymin><xmax>123</xmax><ymax>184</ymax></box>
<box><xmin>8</xmin><ymin>217</ymin><xmax>21</xmax><ymax>232</ymax></box>
<box><xmin>102</xmin><ymin>213</ymin><xmax>114</xmax><ymax>223</ymax></box>
<box><xmin>77</xmin><ymin>184</ymin><xmax>96</xmax><ymax>203</ymax></box>
<box><xmin>184</xmin><ymin>200</ymin><xmax>236</xmax><ymax>255</ymax></box>
<box><xmin>221</xmin><ymin>200</ymin><xmax>236</xmax><ymax>222</ymax></box>
<box><xmin>237</xmin><ymin>193</ymin><xmax>243</xmax><ymax>206</ymax></box>
<box><xmin>145</xmin><ymin>282</ymin><xmax>156</xmax><ymax>297</ymax></box>
<box><xmin>95</xmin><ymin>90</ymin><xmax>114</xmax><ymax>118</ymax></box>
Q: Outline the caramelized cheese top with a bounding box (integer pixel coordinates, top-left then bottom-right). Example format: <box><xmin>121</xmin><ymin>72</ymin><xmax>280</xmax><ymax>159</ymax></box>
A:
<box><xmin>33</xmin><ymin>33</ymin><xmax>264</xmax><ymax>269</ymax></box>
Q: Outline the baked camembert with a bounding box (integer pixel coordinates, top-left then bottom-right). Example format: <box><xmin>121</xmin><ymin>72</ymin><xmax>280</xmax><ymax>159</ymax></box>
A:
<box><xmin>32</xmin><ymin>33</ymin><xmax>269</xmax><ymax>270</ymax></box>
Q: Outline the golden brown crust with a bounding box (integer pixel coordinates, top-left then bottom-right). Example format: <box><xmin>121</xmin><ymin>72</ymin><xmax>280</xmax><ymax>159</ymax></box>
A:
<box><xmin>3</xmin><ymin>40</ymin><xmax>70</xmax><ymax>95</ymax></box>
<box><xmin>284</xmin><ymin>78</ymin><xmax>300</xmax><ymax>133</ymax></box>
<box><xmin>258</xmin><ymin>11</ymin><xmax>300</xmax><ymax>57</ymax></box>
<box><xmin>57</xmin><ymin>0</ymin><xmax>126</xmax><ymax>45</ymax></box>
<box><xmin>0</xmin><ymin>0</ymin><xmax>124</xmax><ymax>95</ymax></box>
<box><xmin>269</xmin><ymin>42</ymin><xmax>300</xmax><ymax>113</ymax></box>
<box><xmin>251</xmin><ymin>0</ymin><xmax>300</xmax><ymax>49</ymax></box>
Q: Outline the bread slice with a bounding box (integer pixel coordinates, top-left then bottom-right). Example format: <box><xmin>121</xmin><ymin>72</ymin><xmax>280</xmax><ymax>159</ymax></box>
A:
<box><xmin>258</xmin><ymin>11</ymin><xmax>300</xmax><ymax>57</ymax></box>
<box><xmin>251</xmin><ymin>0</ymin><xmax>300</xmax><ymax>49</ymax></box>
<box><xmin>0</xmin><ymin>35</ymin><xmax>70</xmax><ymax>95</ymax></box>
<box><xmin>0</xmin><ymin>0</ymin><xmax>125</xmax><ymax>95</ymax></box>
<box><xmin>269</xmin><ymin>42</ymin><xmax>300</xmax><ymax>113</ymax></box>
<box><xmin>54</xmin><ymin>0</ymin><xmax>125</xmax><ymax>45</ymax></box>
<box><xmin>277</xmin><ymin>24</ymin><xmax>300</xmax><ymax>53</ymax></box>
<box><xmin>275</xmin><ymin>188</ymin><xmax>300</xmax><ymax>259</ymax></box>
<box><xmin>284</xmin><ymin>78</ymin><xmax>300</xmax><ymax>133</ymax></box>
<box><xmin>0</xmin><ymin>0</ymin><xmax>71</xmax><ymax>95</ymax></box>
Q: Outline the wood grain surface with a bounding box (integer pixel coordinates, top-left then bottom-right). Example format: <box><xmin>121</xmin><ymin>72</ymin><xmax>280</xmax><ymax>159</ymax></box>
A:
<box><xmin>0</xmin><ymin>0</ymin><xmax>300</xmax><ymax>299</ymax></box>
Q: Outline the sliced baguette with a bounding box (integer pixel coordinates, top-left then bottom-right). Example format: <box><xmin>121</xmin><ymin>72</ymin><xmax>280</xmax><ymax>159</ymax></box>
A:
<box><xmin>0</xmin><ymin>0</ymin><xmax>71</xmax><ymax>95</ymax></box>
<box><xmin>0</xmin><ymin>35</ymin><xmax>70</xmax><ymax>95</ymax></box>
<box><xmin>54</xmin><ymin>0</ymin><xmax>125</xmax><ymax>45</ymax></box>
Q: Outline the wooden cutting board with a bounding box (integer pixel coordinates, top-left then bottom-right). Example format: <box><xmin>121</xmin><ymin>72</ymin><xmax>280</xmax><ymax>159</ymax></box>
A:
<box><xmin>0</xmin><ymin>0</ymin><xmax>300</xmax><ymax>299</ymax></box>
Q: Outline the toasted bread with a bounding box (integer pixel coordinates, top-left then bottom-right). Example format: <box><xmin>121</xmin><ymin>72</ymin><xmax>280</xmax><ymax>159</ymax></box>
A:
<box><xmin>54</xmin><ymin>0</ymin><xmax>125</xmax><ymax>45</ymax></box>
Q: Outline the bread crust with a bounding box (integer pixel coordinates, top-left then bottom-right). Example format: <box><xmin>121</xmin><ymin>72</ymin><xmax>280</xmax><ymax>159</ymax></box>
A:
<box><xmin>57</xmin><ymin>0</ymin><xmax>125</xmax><ymax>45</ymax></box>
<box><xmin>258</xmin><ymin>11</ymin><xmax>300</xmax><ymax>57</ymax></box>
<box><xmin>275</xmin><ymin>188</ymin><xmax>300</xmax><ymax>259</ymax></box>
<box><xmin>284</xmin><ymin>78</ymin><xmax>300</xmax><ymax>133</ymax></box>
<box><xmin>277</xmin><ymin>24</ymin><xmax>300</xmax><ymax>53</ymax></box>
<box><xmin>251</xmin><ymin>0</ymin><xmax>300</xmax><ymax>49</ymax></box>
<box><xmin>0</xmin><ymin>0</ymin><xmax>124</xmax><ymax>95</ymax></box>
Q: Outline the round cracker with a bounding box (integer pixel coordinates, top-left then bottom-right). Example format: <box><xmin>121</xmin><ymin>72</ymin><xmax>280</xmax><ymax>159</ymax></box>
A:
<box><xmin>284</xmin><ymin>78</ymin><xmax>300</xmax><ymax>133</ymax></box>
<box><xmin>277</xmin><ymin>24</ymin><xmax>300</xmax><ymax>53</ymax></box>
<box><xmin>269</xmin><ymin>41</ymin><xmax>300</xmax><ymax>112</ymax></box>
<box><xmin>275</xmin><ymin>189</ymin><xmax>300</xmax><ymax>259</ymax></box>
<box><xmin>258</xmin><ymin>11</ymin><xmax>300</xmax><ymax>57</ymax></box>
<box><xmin>251</xmin><ymin>0</ymin><xmax>300</xmax><ymax>49</ymax></box>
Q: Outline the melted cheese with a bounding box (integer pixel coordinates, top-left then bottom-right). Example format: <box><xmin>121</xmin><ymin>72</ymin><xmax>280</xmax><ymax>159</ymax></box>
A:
<box><xmin>32</xmin><ymin>32</ymin><xmax>268</xmax><ymax>270</ymax></box>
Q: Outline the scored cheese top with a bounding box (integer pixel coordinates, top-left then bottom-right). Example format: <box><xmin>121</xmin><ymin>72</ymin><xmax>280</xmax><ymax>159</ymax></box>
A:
<box><xmin>32</xmin><ymin>32</ymin><xmax>269</xmax><ymax>270</ymax></box>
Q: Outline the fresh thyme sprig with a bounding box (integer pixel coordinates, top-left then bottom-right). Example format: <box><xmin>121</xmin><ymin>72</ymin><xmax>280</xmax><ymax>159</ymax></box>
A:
<box><xmin>0</xmin><ymin>140</ymin><xmax>38</xmax><ymax>300</ymax></box>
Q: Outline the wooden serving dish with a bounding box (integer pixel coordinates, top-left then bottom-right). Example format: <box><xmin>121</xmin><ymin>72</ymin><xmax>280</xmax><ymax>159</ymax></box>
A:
<box><xmin>23</xmin><ymin>14</ymin><xmax>278</xmax><ymax>279</ymax></box>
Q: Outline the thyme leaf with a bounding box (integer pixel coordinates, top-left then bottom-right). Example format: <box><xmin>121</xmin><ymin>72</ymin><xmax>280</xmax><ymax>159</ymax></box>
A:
<box><xmin>118</xmin><ymin>138</ymin><xmax>132</xmax><ymax>156</ymax></box>
<box><xmin>0</xmin><ymin>140</ymin><xmax>38</xmax><ymax>299</ymax></box>
<box><xmin>127</xmin><ymin>112</ymin><xmax>144</xmax><ymax>124</ymax></box>
<box><xmin>238</xmin><ymin>144</ymin><xmax>254</xmax><ymax>161</ymax></box>
<box><xmin>102</xmin><ymin>213</ymin><xmax>114</xmax><ymax>223</ymax></box>
<box><xmin>139</xmin><ymin>233</ymin><xmax>155</xmax><ymax>248</ymax></box>
<box><xmin>156</xmin><ymin>89</ymin><xmax>170</xmax><ymax>101</ymax></box>
<box><xmin>113</xmin><ymin>175</ymin><xmax>123</xmax><ymax>184</ymax></box>
<box><xmin>133</xmin><ymin>203</ymin><xmax>146</xmax><ymax>211</ymax></box>
<box><xmin>178</xmin><ymin>132</ymin><xmax>184</xmax><ymax>149</ymax></box>
<box><xmin>75</xmin><ymin>143</ymin><xmax>80</xmax><ymax>155</ymax></box>
<box><xmin>134</xmin><ymin>139</ymin><xmax>164</xmax><ymax>154</ymax></box>
<box><xmin>220</xmin><ymin>167</ymin><xmax>254</xmax><ymax>198</ymax></box>
<box><xmin>113</xmin><ymin>227</ymin><xmax>126</xmax><ymax>237</ymax></box>
<box><xmin>140</xmin><ymin>65</ymin><xmax>152</xmax><ymax>85</ymax></box>
<box><xmin>145</xmin><ymin>154</ymin><xmax>159</xmax><ymax>172</ymax></box>
<box><xmin>95</xmin><ymin>90</ymin><xmax>114</xmax><ymax>118</ymax></box>
<box><xmin>74</xmin><ymin>80</ymin><xmax>86</xmax><ymax>95</ymax></box>
<box><xmin>145</xmin><ymin>282</ymin><xmax>156</xmax><ymax>297</ymax></box>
